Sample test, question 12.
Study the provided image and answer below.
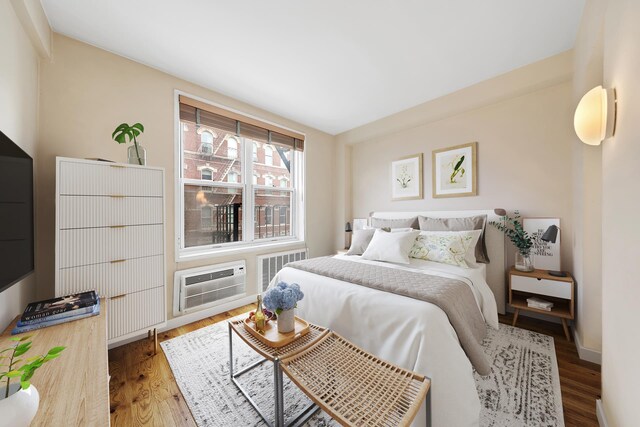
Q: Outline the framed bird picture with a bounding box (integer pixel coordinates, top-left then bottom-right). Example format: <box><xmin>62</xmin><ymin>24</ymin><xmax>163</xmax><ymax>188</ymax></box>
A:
<box><xmin>432</xmin><ymin>142</ymin><xmax>477</xmax><ymax>198</ymax></box>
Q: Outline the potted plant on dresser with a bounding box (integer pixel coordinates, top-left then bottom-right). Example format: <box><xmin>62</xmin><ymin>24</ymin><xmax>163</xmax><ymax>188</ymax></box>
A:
<box><xmin>0</xmin><ymin>336</ymin><xmax>65</xmax><ymax>427</ymax></box>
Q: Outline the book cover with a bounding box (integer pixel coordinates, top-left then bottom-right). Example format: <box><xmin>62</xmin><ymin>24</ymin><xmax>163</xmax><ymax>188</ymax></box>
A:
<box><xmin>12</xmin><ymin>300</ymin><xmax>100</xmax><ymax>335</ymax></box>
<box><xmin>21</xmin><ymin>290</ymin><xmax>98</xmax><ymax>322</ymax></box>
<box><xmin>17</xmin><ymin>303</ymin><xmax>97</xmax><ymax>326</ymax></box>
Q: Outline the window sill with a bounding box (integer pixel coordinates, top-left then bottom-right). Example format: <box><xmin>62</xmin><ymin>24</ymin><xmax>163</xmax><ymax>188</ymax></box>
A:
<box><xmin>176</xmin><ymin>239</ymin><xmax>306</xmax><ymax>263</ymax></box>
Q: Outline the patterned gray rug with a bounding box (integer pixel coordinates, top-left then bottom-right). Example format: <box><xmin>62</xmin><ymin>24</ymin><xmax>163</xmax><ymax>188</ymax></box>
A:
<box><xmin>161</xmin><ymin>320</ymin><xmax>563</xmax><ymax>427</ymax></box>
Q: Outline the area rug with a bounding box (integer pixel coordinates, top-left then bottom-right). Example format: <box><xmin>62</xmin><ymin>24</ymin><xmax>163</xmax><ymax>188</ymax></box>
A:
<box><xmin>161</xmin><ymin>319</ymin><xmax>563</xmax><ymax>426</ymax></box>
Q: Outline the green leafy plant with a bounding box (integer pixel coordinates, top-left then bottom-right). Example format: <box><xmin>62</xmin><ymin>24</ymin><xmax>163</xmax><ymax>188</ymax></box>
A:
<box><xmin>112</xmin><ymin>122</ymin><xmax>145</xmax><ymax>165</ymax></box>
<box><xmin>490</xmin><ymin>210</ymin><xmax>533</xmax><ymax>256</ymax></box>
<box><xmin>0</xmin><ymin>335</ymin><xmax>65</xmax><ymax>398</ymax></box>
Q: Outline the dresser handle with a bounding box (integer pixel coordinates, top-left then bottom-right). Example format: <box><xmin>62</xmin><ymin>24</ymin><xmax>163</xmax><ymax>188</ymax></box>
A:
<box><xmin>110</xmin><ymin>259</ymin><xmax>126</xmax><ymax>264</ymax></box>
<box><xmin>110</xmin><ymin>294</ymin><xmax>127</xmax><ymax>300</ymax></box>
<box><xmin>110</xmin><ymin>165</ymin><xmax>126</xmax><ymax>169</ymax></box>
<box><xmin>109</xmin><ymin>195</ymin><xmax>125</xmax><ymax>198</ymax></box>
<box><xmin>110</xmin><ymin>225</ymin><xmax>126</xmax><ymax>229</ymax></box>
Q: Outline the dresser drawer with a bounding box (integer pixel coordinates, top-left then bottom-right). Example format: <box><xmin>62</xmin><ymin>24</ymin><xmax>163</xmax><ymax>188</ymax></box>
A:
<box><xmin>58</xmin><ymin>225</ymin><xmax>163</xmax><ymax>268</ymax></box>
<box><xmin>59</xmin><ymin>160</ymin><xmax>163</xmax><ymax>197</ymax></box>
<box><xmin>107</xmin><ymin>287</ymin><xmax>165</xmax><ymax>340</ymax></box>
<box><xmin>58</xmin><ymin>255</ymin><xmax>164</xmax><ymax>297</ymax></box>
<box><xmin>511</xmin><ymin>274</ymin><xmax>571</xmax><ymax>299</ymax></box>
<box><xmin>59</xmin><ymin>195</ymin><xmax>163</xmax><ymax>229</ymax></box>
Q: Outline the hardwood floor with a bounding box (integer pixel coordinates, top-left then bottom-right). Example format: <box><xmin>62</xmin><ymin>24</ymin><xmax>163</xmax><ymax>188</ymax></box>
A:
<box><xmin>109</xmin><ymin>306</ymin><xmax>601</xmax><ymax>426</ymax></box>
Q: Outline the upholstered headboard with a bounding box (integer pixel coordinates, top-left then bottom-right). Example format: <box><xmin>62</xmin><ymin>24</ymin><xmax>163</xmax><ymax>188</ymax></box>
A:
<box><xmin>370</xmin><ymin>210</ymin><xmax>506</xmax><ymax>314</ymax></box>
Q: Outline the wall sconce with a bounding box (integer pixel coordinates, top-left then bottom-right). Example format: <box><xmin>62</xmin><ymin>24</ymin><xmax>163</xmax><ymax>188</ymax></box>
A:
<box><xmin>574</xmin><ymin>85</ymin><xmax>617</xmax><ymax>146</ymax></box>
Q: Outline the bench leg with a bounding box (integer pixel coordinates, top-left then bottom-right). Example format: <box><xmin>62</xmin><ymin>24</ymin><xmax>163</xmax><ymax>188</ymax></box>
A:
<box><xmin>274</xmin><ymin>358</ymin><xmax>285</xmax><ymax>427</ymax></box>
<box><xmin>426</xmin><ymin>385</ymin><xmax>431</xmax><ymax>427</ymax></box>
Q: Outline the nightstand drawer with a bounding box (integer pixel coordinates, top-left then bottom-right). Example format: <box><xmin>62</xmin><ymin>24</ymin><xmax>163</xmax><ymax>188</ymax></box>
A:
<box><xmin>511</xmin><ymin>275</ymin><xmax>571</xmax><ymax>299</ymax></box>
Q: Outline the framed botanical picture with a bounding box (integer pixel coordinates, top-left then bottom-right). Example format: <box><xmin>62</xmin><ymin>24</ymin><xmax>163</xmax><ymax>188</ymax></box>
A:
<box><xmin>391</xmin><ymin>154</ymin><xmax>423</xmax><ymax>201</ymax></box>
<box><xmin>432</xmin><ymin>142</ymin><xmax>477</xmax><ymax>198</ymax></box>
<box><xmin>523</xmin><ymin>217</ymin><xmax>561</xmax><ymax>270</ymax></box>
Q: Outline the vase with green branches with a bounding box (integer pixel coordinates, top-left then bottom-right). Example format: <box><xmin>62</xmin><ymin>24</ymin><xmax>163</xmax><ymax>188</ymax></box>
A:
<box><xmin>112</xmin><ymin>122</ymin><xmax>146</xmax><ymax>165</ymax></box>
<box><xmin>0</xmin><ymin>335</ymin><xmax>65</xmax><ymax>425</ymax></box>
<box><xmin>490</xmin><ymin>209</ymin><xmax>535</xmax><ymax>271</ymax></box>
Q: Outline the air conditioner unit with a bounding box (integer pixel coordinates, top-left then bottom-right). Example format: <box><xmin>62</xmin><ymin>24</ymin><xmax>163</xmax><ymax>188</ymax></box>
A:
<box><xmin>174</xmin><ymin>261</ymin><xmax>246</xmax><ymax>316</ymax></box>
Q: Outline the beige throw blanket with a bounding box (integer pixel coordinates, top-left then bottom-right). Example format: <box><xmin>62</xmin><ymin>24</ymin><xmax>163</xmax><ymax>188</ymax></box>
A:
<box><xmin>287</xmin><ymin>256</ymin><xmax>491</xmax><ymax>375</ymax></box>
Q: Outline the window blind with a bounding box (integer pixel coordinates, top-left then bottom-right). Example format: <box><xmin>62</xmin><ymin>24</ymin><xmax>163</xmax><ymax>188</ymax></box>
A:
<box><xmin>179</xmin><ymin>95</ymin><xmax>305</xmax><ymax>150</ymax></box>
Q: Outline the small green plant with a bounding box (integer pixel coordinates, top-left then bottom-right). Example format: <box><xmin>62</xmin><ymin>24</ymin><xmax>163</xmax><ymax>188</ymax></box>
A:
<box><xmin>0</xmin><ymin>335</ymin><xmax>65</xmax><ymax>398</ymax></box>
<box><xmin>112</xmin><ymin>122</ymin><xmax>145</xmax><ymax>165</ymax></box>
<box><xmin>490</xmin><ymin>210</ymin><xmax>533</xmax><ymax>256</ymax></box>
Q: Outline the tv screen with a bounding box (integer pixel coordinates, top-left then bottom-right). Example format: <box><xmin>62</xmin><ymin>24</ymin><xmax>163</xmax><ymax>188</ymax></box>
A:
<box><xmin>0</xmin><ymin>130</ymin><xmax>34</xmax><ymax>293</ymax></box>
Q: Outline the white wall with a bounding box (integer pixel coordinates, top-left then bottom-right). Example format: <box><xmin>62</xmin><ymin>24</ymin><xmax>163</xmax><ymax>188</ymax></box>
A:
<box><xmin>571</xmin><ymin>0</ymin><xmax>606</xmax><ymax>359</ymax></box>
<box><xmin>338</xmin><ymin>54</ymin><xmax>576</xmax><ymax>275</ymax></box>
<box><xmin>0</xmin><ymin>1</ymin><xmax>42</xmax><ymax>330</ymax></box>
<box><xmin>37</xmin><ymin>34</ymin><xmax>337</xmax><ymax>321</ymax></box>
<box><xmin>600</xmin><ymin>0</ymin><xmax>640</xmax><ymax>424</ymax></box>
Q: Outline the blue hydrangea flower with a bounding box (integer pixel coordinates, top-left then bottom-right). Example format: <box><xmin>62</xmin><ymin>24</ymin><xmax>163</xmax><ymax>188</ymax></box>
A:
<box><xmin>263</xmin><ymin>282</ymin><xmax>304</xmax><ymax>313</ymax></box>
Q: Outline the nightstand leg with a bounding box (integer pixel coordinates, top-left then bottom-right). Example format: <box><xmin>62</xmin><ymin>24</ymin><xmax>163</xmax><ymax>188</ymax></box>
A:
<box><xmin>512</xmin><ymin>309</ymin><xmax>520</xmax><ymax>327</ymax></box>
<box><xmin>561</xmin><ymin>319</ymin><xmax>571</xmax><ymax>341</ymax></box>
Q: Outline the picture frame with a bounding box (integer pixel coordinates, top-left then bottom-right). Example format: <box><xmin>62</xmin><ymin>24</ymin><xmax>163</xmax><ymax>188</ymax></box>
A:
<box><xmin>432</xmin><ymin>142</ymin><xmax>477</xmax><ymax>198</ymax></box>
<box><xmin>391</xmin><ymin>154</ymin><xmax>423</xmax><ymax>201</ymax></box>
<box><xmin>523</xmin><ymin>217</ymin><xmax>561</xmax><ymax>271</ymax></box>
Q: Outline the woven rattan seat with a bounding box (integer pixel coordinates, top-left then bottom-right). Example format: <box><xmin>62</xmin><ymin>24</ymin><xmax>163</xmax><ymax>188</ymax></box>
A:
<box><xmin>281</xmin><ymin>331</ymin><xmax>431</xmax><ymax>427</ymax></box>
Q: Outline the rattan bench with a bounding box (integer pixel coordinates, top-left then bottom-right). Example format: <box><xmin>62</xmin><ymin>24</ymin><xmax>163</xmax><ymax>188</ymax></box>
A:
<box><xmin>281</xmin><ymin>332</ymin><xmax>431</xmax><ymax>427</ymax></box>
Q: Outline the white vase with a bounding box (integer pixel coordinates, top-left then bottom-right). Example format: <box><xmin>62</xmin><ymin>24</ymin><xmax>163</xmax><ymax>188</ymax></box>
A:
<box><xmin>0</xmin><ymin>383</ymin><xmax>39</xmax><ymax>427</ymax></box>
<box><xmin>277</xmin><ymin>309</ymin><xmax>295</xmax><ymax>333</ymax></box>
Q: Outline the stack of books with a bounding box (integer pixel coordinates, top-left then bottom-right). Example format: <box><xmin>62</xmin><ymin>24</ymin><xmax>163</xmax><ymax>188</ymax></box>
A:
<box><xmin>12</xmin><ymin>291</ymin><xmax>100</xmax><ymax>335</ymax></box>
<box><xmin>527</xmin><ymin>296</ymin><xmax>554</xmax><ymax>311</ymax></box>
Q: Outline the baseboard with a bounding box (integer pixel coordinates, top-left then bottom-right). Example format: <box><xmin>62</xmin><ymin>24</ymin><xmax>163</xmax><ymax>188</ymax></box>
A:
<box><xmin>107</xmin><ymin>295</ymin><xmax>255</xmax><ymax>349</ymax></box>
<box><xmin>596</xmin><ymin>399</ymin><xmax>609</xmax><ymax>427</ymax></box>
<box><xmin>573</xmin><ymin>328</ymin><xmax>602</xmax><ymax>365</ymax></box>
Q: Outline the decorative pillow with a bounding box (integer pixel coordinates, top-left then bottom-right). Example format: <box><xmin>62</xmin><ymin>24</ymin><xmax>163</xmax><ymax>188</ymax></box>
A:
<box><xmin>409</xmin><ymin>230</ymin><xmax>482</xmax><ymax>268</ymax></box>
<box><xmin>370</xmin><ymin>217</ymin><xmax>419</xmax><ymax>230</ymax></box>
<box><xmin>418</xmin><ymin>215</ymin><xmax>490</xmax><ymax>264</ymax></box>
<box><xmin>361</xmin><ymin>229</ymin><xmax>420</xmax><ymax>264</ymax></box>
<box><xmin>346</xmin><ymin>229</ymin><xmax>376</xmax><ymax>255</ymax></box>
<box><xmin>364</xmin><ymin>225</ymin><xmax>414</xmax><ymax>233</ymax></box>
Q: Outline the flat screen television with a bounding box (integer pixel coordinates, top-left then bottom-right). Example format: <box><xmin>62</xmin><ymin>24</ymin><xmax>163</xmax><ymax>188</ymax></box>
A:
<box><xmin>0</xmin><ymin>130</ymin><xmax>34</xmax><ymax>293</ymax></box>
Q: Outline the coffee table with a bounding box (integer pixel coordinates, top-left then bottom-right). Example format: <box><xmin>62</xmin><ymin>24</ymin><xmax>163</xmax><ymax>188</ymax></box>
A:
<box><xmin>228</xmin><ymin>318</ymin><xmax>328</xmax><ymax>427</ymax></box>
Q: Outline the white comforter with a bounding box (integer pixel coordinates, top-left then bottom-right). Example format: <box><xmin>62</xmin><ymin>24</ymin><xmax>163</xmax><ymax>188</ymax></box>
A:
<box><xmin>273</xmin><ymin>255</ymin><xmax>498</xmax><ymax>427</ymax></box>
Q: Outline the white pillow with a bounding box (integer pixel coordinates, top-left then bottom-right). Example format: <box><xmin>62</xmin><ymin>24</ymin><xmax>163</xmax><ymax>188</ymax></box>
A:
<box><xmin>363</xmin><ymin>225</ymin><xmax>415</xmax><ymax>233</ymax></box>
<box><xmin>361</xmin><ymin>229</ymin><xmax>420</xmax><ymax>264</ymax></box>
<box><xmin>409</xmin><ymin>230</ymin><xmax>482</xmax><ymax>268</ymax></box>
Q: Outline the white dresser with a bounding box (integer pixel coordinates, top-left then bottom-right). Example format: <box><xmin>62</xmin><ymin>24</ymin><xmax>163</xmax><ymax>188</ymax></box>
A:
<box><xmin>55</xmin><ymin>157</ymin><xmax>166</xmax><ymax>346</ymax></box>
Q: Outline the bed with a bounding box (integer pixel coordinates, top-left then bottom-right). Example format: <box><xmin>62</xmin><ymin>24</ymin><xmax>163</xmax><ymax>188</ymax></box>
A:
<box><xmin>272</xmin><ymin>210</ymin><xmax>506</xmax><ymax>427</ymax></box>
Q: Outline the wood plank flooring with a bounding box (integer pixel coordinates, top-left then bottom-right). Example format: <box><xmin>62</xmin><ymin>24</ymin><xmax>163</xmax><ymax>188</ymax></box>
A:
<box><xmin>109</xmin><ymin>306</ymin><xmax>601</xmax><ymax>426</ymax></box>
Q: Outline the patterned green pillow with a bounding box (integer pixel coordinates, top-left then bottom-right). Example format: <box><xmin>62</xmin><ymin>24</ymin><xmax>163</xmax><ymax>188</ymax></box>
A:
<box><xmin>409</xmin><ymin>230</ymin><xmax>482</xmax><ymax>268</ymax></box>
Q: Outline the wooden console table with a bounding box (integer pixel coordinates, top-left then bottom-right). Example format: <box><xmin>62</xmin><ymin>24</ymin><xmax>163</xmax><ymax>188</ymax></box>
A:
<box><xmin>0</xmin><ymin>299</ymin><xmax>109</xmax><ymax>426</ymax></box>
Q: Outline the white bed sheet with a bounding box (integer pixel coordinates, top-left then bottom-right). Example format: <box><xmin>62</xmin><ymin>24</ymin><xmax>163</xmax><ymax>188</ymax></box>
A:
<box><xmin>273</xmin><ymin>255</ymin><xmax>498</xmax><ymax>427</ymax></box>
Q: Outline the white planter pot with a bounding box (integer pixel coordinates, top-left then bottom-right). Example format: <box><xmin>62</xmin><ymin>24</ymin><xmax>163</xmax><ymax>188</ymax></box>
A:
<box><xmin>277</xmin><ymin>309</ymin><xmax>295</xmax><ymax>333</ymax></box>
<box><xmin>0</xmin><ymin>383</ymin><xmax>39</xmax><ymax>427</ymax></box>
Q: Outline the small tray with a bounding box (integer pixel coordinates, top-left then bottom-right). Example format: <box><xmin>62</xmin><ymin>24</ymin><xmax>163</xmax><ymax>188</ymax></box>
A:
<box><xmin>243</xmin><ymin>316</ymin><xmax>310</xmax><ymax>348</ymax></box>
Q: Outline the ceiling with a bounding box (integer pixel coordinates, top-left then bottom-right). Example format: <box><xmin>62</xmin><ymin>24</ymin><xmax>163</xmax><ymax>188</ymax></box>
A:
<box><xmin>41</xmin><ymin>0</ymin><xmax>585</xmax><ymax>135</ymax></box>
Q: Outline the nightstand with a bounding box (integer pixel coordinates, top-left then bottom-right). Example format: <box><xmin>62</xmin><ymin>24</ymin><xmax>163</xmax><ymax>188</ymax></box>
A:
<box><xmin>508</xmin><ymin>267</ymin><xmax>575</xmax><ymax>341</ymax></box>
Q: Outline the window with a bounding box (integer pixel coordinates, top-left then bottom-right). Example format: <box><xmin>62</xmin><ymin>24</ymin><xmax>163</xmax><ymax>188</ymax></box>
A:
<box><xmin>178</xmin><ymin>94</ymin><xmax>304</xmax><ymax>255</ymax></box>
<box><xmin>227</xmin><ymin>137</ymin><xmax>238</xmax><ymax>158</ymax></box>
<box><xmin>201</xmin><ymin>168</ymin><xmax>213</xmax><ymax>180</ymax></box>
<box><xmin>201</xmin><ymin>131</ymin><xmax>214</xmax><ymax>154</ymax></box>
<box><xmin>265</xmin><ymin>145</ymin><xmax>273</xmax><ymax>166</ymax></box>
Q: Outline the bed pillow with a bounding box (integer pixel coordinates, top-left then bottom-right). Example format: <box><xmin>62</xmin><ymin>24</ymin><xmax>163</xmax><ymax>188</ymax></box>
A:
<box><xmin>418</xmin><ymin>215</ymin><xmax>490</xmax><ymax>264</ymax></box>
<box><xmin>346</xmin><ymin>229</ymin><xmax>376</xmax><ymax>255</ymax></box>
<box><xmin>409</xmin><ymin>230</ymin><xmax>482</xmax><ymax>268</ymax></box>
<box><xmin>361</xmin><ymin>229</ymin><xmax>420</xmax><ymax>264</ymax></box>
<box><xmin>370</xmin><ymin>216</ymin><xmax>419</xmax><ymax>230</ymax></box>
